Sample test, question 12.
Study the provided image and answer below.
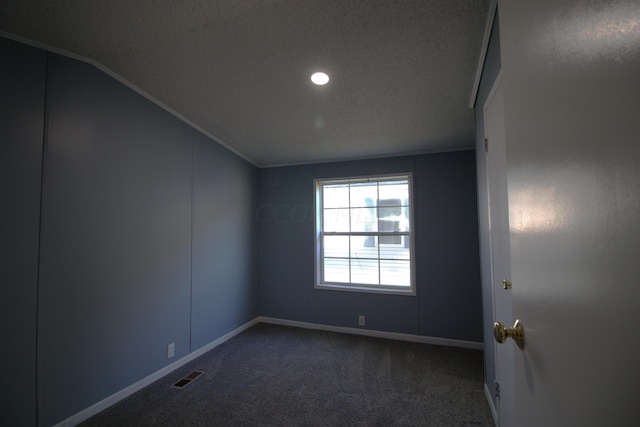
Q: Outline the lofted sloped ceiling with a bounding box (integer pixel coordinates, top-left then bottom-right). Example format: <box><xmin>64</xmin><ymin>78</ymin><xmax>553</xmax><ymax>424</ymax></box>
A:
<box><xmin>0</xmin><ymin>0</ymin><xmax>490</xmax><ymax>167</ymax></box>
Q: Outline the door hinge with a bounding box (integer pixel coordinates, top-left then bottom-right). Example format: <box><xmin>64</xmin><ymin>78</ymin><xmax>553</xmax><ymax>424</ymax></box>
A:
<box><xmin>494</xmin><ymin>380</ymin><xmax>500</xmax><ymax>398</ymax></box>
<box><xmin>484</xmin><ymin>137</ymin><xmax>489</xmax><ymax>153</ymax></box>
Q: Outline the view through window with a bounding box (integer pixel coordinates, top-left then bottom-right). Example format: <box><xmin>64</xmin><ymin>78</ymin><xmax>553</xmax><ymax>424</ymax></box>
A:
<box><xmin>315</xmin><ymin>174</ymin><xmax>415</xmax><ymax>294</ymax></box>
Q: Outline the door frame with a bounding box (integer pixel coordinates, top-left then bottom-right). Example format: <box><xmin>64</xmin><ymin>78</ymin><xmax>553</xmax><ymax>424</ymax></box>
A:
<box><xmin>482</xmin><ymin>70</ymin><xmax>515</xmax><ymax>427</ymax></box>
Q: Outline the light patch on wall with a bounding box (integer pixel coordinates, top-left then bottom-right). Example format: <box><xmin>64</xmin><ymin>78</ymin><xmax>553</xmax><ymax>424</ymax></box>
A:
<box><xmin>538</xmin><ymin>1</ymin><xmax>640</xmax><ymax>63</ymax></box>
<box><xmin>509</xmin><ymin>184</ymin><xmax>573</xmax><ymax>235</ymax></box>
<box><xmin>508</xmin><ymin>163</ymin><xmax>616</xmax><ymax>236</ymax></box>
<box><xmin>507</xmin><ymin>165</ymin><xmax>594</xmax><ymax>236</ymax></box>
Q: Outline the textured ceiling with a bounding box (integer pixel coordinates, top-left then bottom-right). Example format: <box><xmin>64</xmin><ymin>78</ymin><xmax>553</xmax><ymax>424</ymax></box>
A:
<box><xmin>0</xmin><ymin>0</ymin><xmax>490</xmax><ymax>166</ymax></box>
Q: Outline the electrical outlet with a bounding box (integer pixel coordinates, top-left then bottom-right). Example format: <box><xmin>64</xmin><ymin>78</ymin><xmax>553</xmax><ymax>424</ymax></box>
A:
<box><xmin>168</xmin><ymin>343</ymin><xmax>175</xmax><ymax>358</ymax></box>
<box><xmin>358</xmin><ymin>315</ymin><xmax>365</xmax><ymax>326</ymax></box>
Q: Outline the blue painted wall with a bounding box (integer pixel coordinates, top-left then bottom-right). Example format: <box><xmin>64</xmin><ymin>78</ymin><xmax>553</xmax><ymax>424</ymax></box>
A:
<box><xmin>2</xmin><ymin>31</ymin><xmax>485</xmax><ymax>425</ymax></box>
<box><xmin>473</xmin><ymin>11</ymin><xmax>501</xmax><ymax>408</ymax></box>
<box><xmin>0</xmin><ymin>37</ymin><xmax>46</xmax><ymax>427</ymax></box>
<box><xmin>191</xmin><ymin>134</ymin><xmax>259</xmax><ymax>350</ymax></box>
<box><xmin>38</xmin><ymin>54</ymin><xmax>193</xmax><ymax>425</ymax></box>
<box><xmin>259</xmin><ymin>152</ymin><xmax>483</xmax><ymax>342</ymax></box>
<box><xmin>1</xmin><ymin>38</ymin><xmax>259</xmax><ymax>426</ymax></box>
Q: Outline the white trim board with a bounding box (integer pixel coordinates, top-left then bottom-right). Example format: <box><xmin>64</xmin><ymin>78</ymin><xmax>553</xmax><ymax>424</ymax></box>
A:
<box><xmin>0</xmin><ymin>31</ymin><xmax>478</xmax><ymax>170</ymax></box>
<box><xmin>484</xmin><ymin>382</ymin><xmax>499</xmax><ymax>426</ymax></box>
<box><xmin>468</xmin><ymin>0</ymin><xmax>498</xmax><ymax>109</ymax></box>
<box><xmin>52</xmin><ymin>318</ymin><xmax>260</xmax><ymax>427</ymax></box>
<box><xmin>264</xmin><ymin>146</ymin><xmax>475</xmax><ymax>168</ymax></box>
<box><xmin>53</xmin><ymin>316</ymin><xmax>482</xmax><ymax>426</ymax></box>
<box><xmin>0</xmin><ymin>30</ymin><xmax>258</xmax><ymax>168</ymax></box>
<box><xmin>258</xmin><ymin>317</ymin><xmax>484</xmax><ymax>350</ymax></box>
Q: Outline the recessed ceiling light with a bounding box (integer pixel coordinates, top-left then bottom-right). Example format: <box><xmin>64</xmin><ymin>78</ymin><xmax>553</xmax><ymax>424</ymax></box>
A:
<box><xmin>311</xmin><ymin>72</ymin><xmax>330</xmax><ymax>85</ymax></box>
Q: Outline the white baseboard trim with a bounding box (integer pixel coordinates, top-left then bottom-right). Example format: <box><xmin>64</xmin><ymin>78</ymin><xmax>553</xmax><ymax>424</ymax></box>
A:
<box><xmin>55</xmin><ymin>316</ymin><xmax>483</xmax><ymax>426</ymax></box>
<box><xmin>257</xmin><ymin>316</ymin><xmax>484</xmax><ymax>350</ymax></box>
<box><xmin>484</xmin><ymin>382</ymin><xmax>498</xmax><ymax>426</ymax></box>
<box><xmin>54</xmin><ymin>317</ymin><xmax>260</xmax><ymax>427</ymax></box>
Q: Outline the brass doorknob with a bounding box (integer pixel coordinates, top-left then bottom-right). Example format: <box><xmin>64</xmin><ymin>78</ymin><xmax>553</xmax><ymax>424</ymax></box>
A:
<box><xmin>493</xmin><ymin>319</ymin><xmax>525</xmax><ymax>349</ymax></box>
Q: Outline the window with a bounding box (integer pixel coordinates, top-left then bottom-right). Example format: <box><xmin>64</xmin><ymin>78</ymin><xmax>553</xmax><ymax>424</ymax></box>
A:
<box><xmin>314</xmin><ymin>174</ymin><xmax>415</xmax><ymax>295</ymax></box>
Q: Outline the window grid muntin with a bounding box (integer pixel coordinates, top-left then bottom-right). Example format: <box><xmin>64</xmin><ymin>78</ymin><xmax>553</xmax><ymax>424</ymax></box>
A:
<box><xmin>321</xmin><ymin>232</ymin><xmax>410</xmax><ymax>287</ymax></box>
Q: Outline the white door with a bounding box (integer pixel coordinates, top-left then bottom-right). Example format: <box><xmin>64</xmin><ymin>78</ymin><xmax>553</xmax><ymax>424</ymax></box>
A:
<box><xmin>483</xmin><ymin>73</ymin><xmax>514</xmax><ymax>427</ymax></box>
<box><xmin>499</xmin><ymin>1</ymin><xmax>640</xmax><ymax>425</ymax></box>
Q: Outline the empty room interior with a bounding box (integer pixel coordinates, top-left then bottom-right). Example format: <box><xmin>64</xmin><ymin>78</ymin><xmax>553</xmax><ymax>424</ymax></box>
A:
<box><xmin>3</xmin><ymin>1</ymin><xmax>639</xmax><ymax>426</ymax></box>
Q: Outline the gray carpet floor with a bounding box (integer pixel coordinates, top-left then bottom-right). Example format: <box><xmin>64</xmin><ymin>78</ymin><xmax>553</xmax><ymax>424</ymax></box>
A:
<box><xmin>80</xmin><ymin>323</ymin><xmax>494</xmax><ymax>426</ymax></box>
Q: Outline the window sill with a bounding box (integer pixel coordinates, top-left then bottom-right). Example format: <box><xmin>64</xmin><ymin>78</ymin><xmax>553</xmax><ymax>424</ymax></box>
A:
<box><xmin>315</xmin><ymin>283</ymin><xmax>416</xmax><ymax>296</ymax></box>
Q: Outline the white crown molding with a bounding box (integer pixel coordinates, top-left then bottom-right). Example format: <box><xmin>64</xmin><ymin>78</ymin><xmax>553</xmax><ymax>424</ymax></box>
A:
<box><xmin>0</xmin><ymin>30</ymin><xmax>258</xmax><ymax>167</ymax></box>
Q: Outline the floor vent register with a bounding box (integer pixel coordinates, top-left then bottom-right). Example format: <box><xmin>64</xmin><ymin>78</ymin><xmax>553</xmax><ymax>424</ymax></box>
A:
<box><xmin>171</xmin><ymin>370</ymin><xmax>205</xmax><ymax>389</ymax></box>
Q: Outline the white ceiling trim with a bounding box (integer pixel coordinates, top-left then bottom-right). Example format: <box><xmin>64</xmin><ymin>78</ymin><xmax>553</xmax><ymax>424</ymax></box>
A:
<box><xmin>1</xmin><ymin>30</ymin><xmax>90</xmax><ymax>65</ymax></box>
<box><xmin>2</xmin><ymin>1</ymin><xmax>490</xmax><ymax>167</ymax></box>
<box><xmin>0</xmin><ymin>24</ymin><xmax>480</xmax><ymax>169</ymax></box>
<box><xmin>469</xmin><ymin>0</ymin><xmax>498</xmax><ymax>109</ymax></box>
<box><xmin>3</xmin><ymin>28</ymin><xmax>477</xmax><ymax>170</ymax></box>
<box><xmin>265</xmin><ymin>146</ymin><xmax>475</xmax><ymax>169</ymax></box>
<box><xmin>0</xmin><ymin>30</ymin><xmax>258</xmax><ymax>167</ymax></box>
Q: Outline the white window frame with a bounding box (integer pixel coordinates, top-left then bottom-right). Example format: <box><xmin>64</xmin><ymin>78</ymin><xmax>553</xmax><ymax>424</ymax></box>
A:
<box><xmin>314</xmin><ymin>173</ymin><xmax>416</xmax><ymax>295</ymax></box>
